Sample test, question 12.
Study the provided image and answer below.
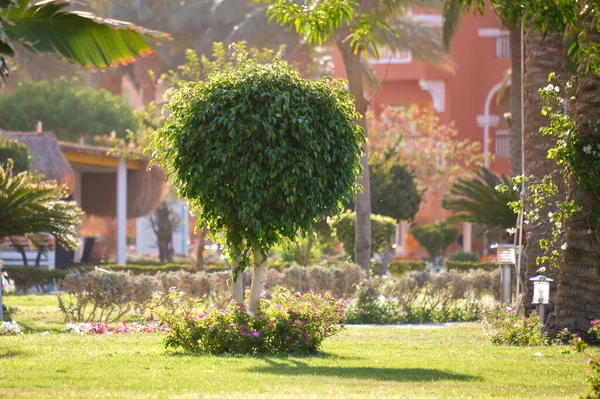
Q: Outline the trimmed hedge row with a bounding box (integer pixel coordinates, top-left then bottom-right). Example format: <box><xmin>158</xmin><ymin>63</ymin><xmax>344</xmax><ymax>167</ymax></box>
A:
<box><xmin>443</xmin><ymin>260</ymin><xmax>498</xmax><ymax>272</ymax></box>
<box><xmin>4</xmin><ymin>267</ymin><xmax>68</xmax><ymax>292</ymax></box>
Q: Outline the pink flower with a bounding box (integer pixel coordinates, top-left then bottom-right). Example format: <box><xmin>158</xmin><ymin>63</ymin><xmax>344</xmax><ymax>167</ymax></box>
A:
<box><xmin>169</xmin><ymin>287</ymin><xmax>176</xmax><ymax>291</ymax></box>
<box><xmin>228</xmin><ymin>324</ymin><xmax>235</xmax><ymax>329</ymax></box>
<box><xmin>268</xmin><ymin>322</ymin><xmax>274</xmax><ymax>327</ymax></box>
<box><xmin>589</xmin><ymin>358</ymin><xmax>594</xmax><ymax>364</ymax></box>
<box><xmin>587</xmin><ymin>370</ymin><xmax>592</xmax><ymax>375</ymax></box>
<box><xmin>284</xmin><ymin>336</ymin><xmax>290</xmax><ymax>341</ymax></box>
<box><xmin>251</xmin><ymin>331</ymin><xmax>261</xmax><ymax>338</ymax></box>
<box><xmin>294</xmin><ymin>292</ymin><xmax>301</xmax><ymax>298</ymax></box>
<box><xmin>592</xmin><ymin>320</ymin><xmax>600</xmax><ymax>326</ymax></box>
<box><xmin>294</xmin><ymin>340</ymin><xmax>300</xmax><ymax>344</ymax></box>
<box><xmin>209</xmin><ymin>323</ymin><xmax>217</xmax><ymax>332</ymax></box>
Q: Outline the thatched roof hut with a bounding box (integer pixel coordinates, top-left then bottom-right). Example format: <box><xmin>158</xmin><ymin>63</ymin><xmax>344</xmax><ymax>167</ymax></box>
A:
<box><xmin>2</xmin><ymin>131</ymin><xmax>167</xmax><ymax>218</ymax></box>
<box><xmin>1</xmin><ymin>131</ymin><xmax>75</xmax><ymax>193</ymax></box>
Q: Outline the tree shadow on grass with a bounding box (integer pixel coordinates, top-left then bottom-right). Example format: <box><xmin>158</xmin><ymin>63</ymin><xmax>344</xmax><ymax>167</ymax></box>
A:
<box><xmin>249</xmin><ymin>358</ymin><xmax>480</xmax><ymax>382</ymax></box>
<box><xmin>0</xmin><ymin>349</ymin><xmax>27</xmax><ymax>359</ymax></box>
<box><xmin>165</xmin><ymin>351</ymin><xmax>362</xmax><ymax>361</ymax></box>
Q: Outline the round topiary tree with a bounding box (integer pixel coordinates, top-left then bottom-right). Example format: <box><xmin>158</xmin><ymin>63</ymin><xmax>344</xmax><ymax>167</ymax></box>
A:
<box><xmin>331</xmin><ymin>211</ymin><xmax>397</xmax><ymax>264</ymax></box>
<box><xmin>149</xmin><ymin>58</ymin><xmax>364</xmax><ymax>311</ymax></box>
<box><xmin>0</xmin><ymin>136</ymin><xmax>31</xmax><ymax>173</ymax></box>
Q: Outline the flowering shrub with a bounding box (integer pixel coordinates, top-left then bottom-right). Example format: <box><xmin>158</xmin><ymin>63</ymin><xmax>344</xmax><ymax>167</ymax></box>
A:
<box><xmin>346</xmin><ymin>271</ymin><xmax>495</xmax><ymax>324</ymax></box>
<box><xmin>0</xmin><ymin>321</ymin><xmax>22</xmax><ymax>335</ymax></box>
<box><xmin>58</xmin><ymin>264</ymin><xmax>364</xmax><ymax>323</ymax></box>
<box><xmin>65</xmin><ymin>321</ymin><xmax>164</xmax><ymax>334</ymax></box>
<box><xmin>572</xmin><ymin>320</ymin><xmax>600</xmax><ymax>399</ymax></box>
<box><xmin>481</xmin><ymin>307</ymin><xmax>546</xmax><ymax>346</ymax></box>
<box><xmin>159</xmin><ymin>288</ymin><xmax>346</xmax><ymax>354</ymax></box>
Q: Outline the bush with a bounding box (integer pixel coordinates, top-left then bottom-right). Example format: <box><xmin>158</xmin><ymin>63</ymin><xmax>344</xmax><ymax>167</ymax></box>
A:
<box><xmin>481</xmin><ymin>306</ymin><xmax>546</xmax><ymax>345</ymax></box>
<box><xmin>78</xmin><ymin>263</ymin><xmax>193</xmax><ymax>275</ymax></box>
<box><xmin>446</xmin><ymin>251</ymin><xmax>480</xmax><ymax>263</ymax></box>
<box><xmin>410</xmin><ymin>223</ymin><xmax>459</xmax><ymax>264</ymax></box>
<box><xmin>0</xmin><ymin>136</ymin><xmax>31</xmax><ymax>173</ymax></box>
<box><xmin>345</xmin><ymin>270</ymin><xmax>499</xmax><ymax>324</ymax></box>
<box><xmin>388</xmin><ymin>260</ymin><xmax>427</xmax><ymax>276</ymax></box>
<box><xmin>4</xmin><ymin>266</ymin><xmax>67</xmax><ymax>292</ymax></box>
<box><xmin>444</xmin><ymin>260</ymin><xmax>498</xmax><ymax>272</ymax></box>
<box><xmin>331</xmin><ymin>212</ymin><xmax>397</xmax><ymax>258</ymax></box>
<box><xmin>0</xmin><ymin>77</ymin><xmax>135</xmax><ymax>142</ymax></box>
<box><xmin>57</xmin><ymin>264</ymin><xmax>366</xmax><ymax>322</ymax></box>
<box><xmin>159</xmin><ymin>288</ymin><xmax>346</xmax><ymax>354</ymax></box>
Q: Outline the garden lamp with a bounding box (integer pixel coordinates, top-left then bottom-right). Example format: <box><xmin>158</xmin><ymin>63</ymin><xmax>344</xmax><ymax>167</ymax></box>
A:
<box><xmin>493</xmin><ymin>243</ymin><xmax>516</xmax><ymax>305</ymax></box>
<box><xmin>530</xmin><ymin>275</ymin><xmax>553</xmax><ymax>322</ymax></box>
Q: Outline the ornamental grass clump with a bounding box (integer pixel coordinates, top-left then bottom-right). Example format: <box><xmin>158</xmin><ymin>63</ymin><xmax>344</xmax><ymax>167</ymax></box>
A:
<box><xmin>159</xmin><ymin>288</ymin><xmax>346</xmax><ymax>354</ymax></box>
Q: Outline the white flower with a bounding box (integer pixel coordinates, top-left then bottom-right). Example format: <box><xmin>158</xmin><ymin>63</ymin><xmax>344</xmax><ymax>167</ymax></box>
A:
<box><xmin>0</xmin><ymin>321</ymin><xmax>22</xmax><ymax>335</ymax></box>
<box><xmin>561</xmin><ymin>243</ymin><xmax>568</xmax><ymax>250</ymax></box>
<box><xmin>548</xmin><ymin>212</ymin><xmax>554</xmax><ymax>218</ymax></box>
<box><xmin>588</xmin><ymin>229</ymin><xmax>594</xmax><ymax>235</ymax></box>
<box><xmin>543</xmin><ymin>84</ymin><xmax>555</xmax><ymax>92</ymax></box>
<box><xmin>583</xmin><ymin>144</ymin><xmax>592</xmax><ymax>154</ymax></box>
<box><xmin>554</xmin><ymin>86</ymin><xmax>560</xmax><ymax>93</ymax></box>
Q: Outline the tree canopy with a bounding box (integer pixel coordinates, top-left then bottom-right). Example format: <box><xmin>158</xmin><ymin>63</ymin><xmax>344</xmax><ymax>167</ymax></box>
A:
<box><xmin>149</xmin><ymin>57</ymin><xmax>364</xmax><ymax>269</ymax></box>
<box><xmin>0</xmin><ymin>77</ymin><xmax>135</xmax><ymax>142</ymax></box>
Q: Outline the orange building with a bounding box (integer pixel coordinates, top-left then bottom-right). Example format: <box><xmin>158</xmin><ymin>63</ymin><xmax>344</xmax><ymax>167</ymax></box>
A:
<box><xmin>333</xmin><ymin>7</ymin><xmax>512</xmax><ymax>255</ymax></box>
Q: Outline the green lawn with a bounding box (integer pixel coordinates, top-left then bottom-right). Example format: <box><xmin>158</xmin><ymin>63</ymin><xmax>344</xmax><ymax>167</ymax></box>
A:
<box><xmin>0</xmin><ymin>294</ymin><xmax>595</xmax><ymax>398</ymax></box>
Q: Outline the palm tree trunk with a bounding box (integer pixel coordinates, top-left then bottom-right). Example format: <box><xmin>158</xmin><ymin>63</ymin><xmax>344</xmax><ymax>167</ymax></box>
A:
<box><xmin>522</xmin><ymin>26</ymin><xmax>564</xmax><ymax>312</ymax></box>
<box><xmin>336</xmin><ymin>40</ymin><xmax>372</xmax><ymax>273</ymax></box>
<box><xmin>546</xmin><ymin>14</ymin><xmax>600</xmax><ymax>336</ymax></box>
<box><xmin>509</xmin><ymin>26</ymin><xmax>522</xmax><ymax>178</ymax></box>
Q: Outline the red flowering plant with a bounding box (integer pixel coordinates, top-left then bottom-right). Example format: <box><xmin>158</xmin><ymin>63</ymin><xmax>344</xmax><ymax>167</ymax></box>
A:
<box><xmin>158</xmin><ymin>287</ymin><xmax>346</xmax><ymax>354</ymax></box>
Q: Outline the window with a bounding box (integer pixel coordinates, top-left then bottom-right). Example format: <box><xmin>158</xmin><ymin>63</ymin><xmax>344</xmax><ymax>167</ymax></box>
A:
<box><xmin>496</xmin><ymin>36</ymin><xmax>510</xmax><ymax>59</ymax></box>
<box><xmin>495</xmin><ymin>129</ymin><xmax>510</xmax><ymax>158</ymax></box>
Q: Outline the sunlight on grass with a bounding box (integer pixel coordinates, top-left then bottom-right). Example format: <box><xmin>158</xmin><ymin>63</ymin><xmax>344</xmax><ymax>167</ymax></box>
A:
<box><xmin>0</xmin><ymin>321</ymin><xmax>594</xmax><ymax>398</ymax></box>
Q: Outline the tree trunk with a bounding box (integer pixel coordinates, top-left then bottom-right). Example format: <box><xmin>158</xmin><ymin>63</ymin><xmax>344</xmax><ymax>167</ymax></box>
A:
<box><xmin>196</xmin><ymin>225</ymin><xmax>208</xmax><ymax>272</ymax></box>
<box><xmin>509</xmin><ymin>26</ymin><xmax>523</xmax><ymax>178</ymax></box>
<box><xmin>231</xmin><ymin>257</ymin><xmax>244</xmax><ymax>303</ymax></box>
<box><xmin>336</xmin><ymin>39</ymin><xmax>372</xmax><ymax>274</ymax></box>
<box><xmin>522</xmin><ymin>25</ymin><xmax>563</xmax><ymax>313</ymax></box>
<box><xmin>249</xmin><ymin>249</ymin><xmax>266</xmax><ymax>313</ymax></box>
<box><xmin>380</xmin><ymin>245</ymin><xmax>395</xmax><ymax>276</ymax></box>
<box><xmin>546</xmin><ymin>14</ymin><xmax>600</xmax><ymax>336</ymax></box>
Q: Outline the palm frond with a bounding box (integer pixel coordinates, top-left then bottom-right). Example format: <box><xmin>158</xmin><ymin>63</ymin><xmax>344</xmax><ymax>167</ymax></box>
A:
<box><xmin>377</xmin><ymin>17</ymin><xmax>455</xmax><ymax>72</ymax></box>
<box><xmin>1</xmin><ymin>0</ymin><xmax>168</xmax><ymax>69</ymax></box>
<box><xmin>442</xmin><ymin>168</ymin><xmax>518</xmax><ymax>233</ymax></box>
<box><xmin>0</xmin><ymin>160</ymin><xmax>83</xmax><ymax>250</ymax></box>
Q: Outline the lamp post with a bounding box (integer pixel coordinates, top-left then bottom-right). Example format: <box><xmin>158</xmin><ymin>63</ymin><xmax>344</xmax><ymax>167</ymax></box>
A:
<box><xmin>530</xmin><ymin>275</ymin><xmax>553</xmax><ymax>323</ymax></box>
<box><xmin>494</xmin><ymin>243</ymin><xmax>516</xmax><ymax>305</ymax></box>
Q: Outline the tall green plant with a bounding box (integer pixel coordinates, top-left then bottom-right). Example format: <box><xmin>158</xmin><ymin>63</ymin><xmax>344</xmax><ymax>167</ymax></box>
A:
<box><xmin>148</xmin><ymin>56</ymin><xmax>364</xmax><ymax>311</ymax></box>
<box><xmin>0</xmin><ymin>160</ymin><xmax>82</xmax><ymax>320</ymax></box>
<box><xmin>411</xmin><ymin>223</ymin><xmax>459</xmax><ymax>266</ymax></box>
<box><xmin>442</xmin><ymin>168</ymin><xmax>519</xmax><ymax>234</ymax></box>
<box><xmin>331</xmin><ymin>212</ymin><xmax>397</xmax><ymax>261</ymax></box>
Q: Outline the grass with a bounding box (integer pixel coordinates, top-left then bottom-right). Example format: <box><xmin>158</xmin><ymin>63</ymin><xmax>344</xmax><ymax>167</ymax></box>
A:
<box><xmin>1</xmin><ymin>294</ymin><xmax>596</xmax><ymax>398</ymax></box>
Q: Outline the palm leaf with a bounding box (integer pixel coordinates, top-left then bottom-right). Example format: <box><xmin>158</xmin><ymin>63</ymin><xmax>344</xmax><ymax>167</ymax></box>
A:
<box><xmin>442</xmin><ymin>168</ymin><xmax>518</xmax><ymax>233</ymax></box>
<box><xmin>1</xmin><ymin>0</ymin><xmax>168</xmax><ymax>69</ymax></box>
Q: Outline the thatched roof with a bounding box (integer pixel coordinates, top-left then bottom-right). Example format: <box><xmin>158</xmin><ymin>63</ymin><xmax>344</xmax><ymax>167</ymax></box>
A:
<box><xmin>2</xmin><ymin>131</ymin><xmax>167</xmax><ymax>218</ymax></box>
<box><xmin>1</xmin><ymin>131</ymin><xmax>75</xmax><ymax>193</ymax></box>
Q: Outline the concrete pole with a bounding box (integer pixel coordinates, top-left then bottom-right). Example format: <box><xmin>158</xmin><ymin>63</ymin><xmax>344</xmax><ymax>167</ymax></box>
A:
<box><xmin>462</xmin><ymin>222</ymin><xmax>472</xmax><ymax>253</ymax></box>
<box><xmin>116</xmin><ymin>159</ymin><xmax>127</xmax><ymax>265</ymax></box>
<box><xmin>500</xmin><ymin>264</ymin><xmax>512</xmax><ymax>305</ymax></box>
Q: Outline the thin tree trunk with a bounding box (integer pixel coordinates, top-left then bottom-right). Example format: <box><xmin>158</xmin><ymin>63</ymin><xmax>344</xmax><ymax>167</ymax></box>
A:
<box><xmin>380</xmin><ymin>245</ymin><xmax>394</xmax><ymax>276</ymax></box>
<box><xmin>249</xmin><ymin>249</ymin><xmax>266</xmax><ymax>313</ymax></box>
<box><xmin>522</xmin><ymin>25</ymin><xmax>564</xmax><ymax>313</ymax></box>
<box><xmin>336</xmin><ymin>39</ymin><xmax>372</xmax><ymax>274</ymax></box>
<box><xmin>546</xmin><ymin>13</ymin><xmax>600</xmax><ymax>336</ymax></box>
<box><xmin>196</xmin><ymin>225</ymin><xmax>208</xmax><ymax>272</ymax></box>
<box><xmin>509</xmin><ymin>26</ymin><xmax>523</xmax><ymax>178</ymax></box>
<box><xmin>231</xmin><ymin>257</ymin><xmax>243</xmax><ymax>303</ymax></box>
<box><xmin>302</xmin><ymin>235</ymin><xmax>314</xmax><ymax>266</ymax></box>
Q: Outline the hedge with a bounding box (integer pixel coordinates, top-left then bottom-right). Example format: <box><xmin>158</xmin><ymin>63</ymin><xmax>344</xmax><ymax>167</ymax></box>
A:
<box><xmin>444</xmin><ymin>260</ymin><xmax>498</xmax><ymax>272</ymax></box>
<box><xmin>4</xmin><ymin>267</ymin><xmax>68</xmax><ymax>292</ymax></box>
<box><xmin>372</xmin><ymin>260</ymin><xmax>427</xmax><ymax>277</ymax></box>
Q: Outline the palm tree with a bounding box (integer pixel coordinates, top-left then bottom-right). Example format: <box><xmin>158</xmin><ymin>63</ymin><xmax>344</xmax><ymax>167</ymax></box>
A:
<box><xmin>442</xmin><ymin>168</ymin><xmax>518</xmax><ymax>234</ymax></box>
<box><xmin>0</xmin><ymin>0</ymin><xmax>166</xmax><ymax>80</ymax></box>
<box><xmin>546</xmin><ymin>8</ymin><xmax>600</xmax><ymax>336</ymax></box>
<box><xmin>0</xmin><ymin>161</ymin><xmax>83</xmax><ymax>320</ymax></box>
<box><xmin>261</xmin><ymin>0</ymin><xmax>454</xmax><ymax>273</ymax></box>
<box><xmin>521</xmin><ymin>26</ymin><xmax>564</xmax><ymax>312</ymax></box>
